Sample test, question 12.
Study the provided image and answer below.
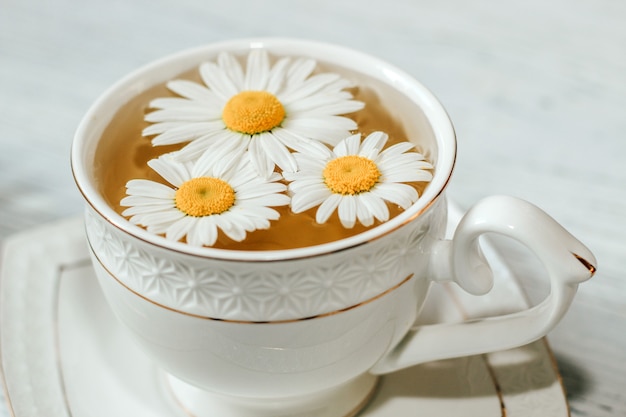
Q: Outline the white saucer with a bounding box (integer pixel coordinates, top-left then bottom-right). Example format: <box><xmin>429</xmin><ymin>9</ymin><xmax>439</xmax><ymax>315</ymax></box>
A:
<box><xmin>0</xmin><ymin>205</ymin><xmax>569</xmax><ymax>417</ymax></box>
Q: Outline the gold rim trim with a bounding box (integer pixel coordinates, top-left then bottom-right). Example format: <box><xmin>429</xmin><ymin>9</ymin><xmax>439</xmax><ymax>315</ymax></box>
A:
<box><xmin>572</xmin><ymin>253</ymin><xmax>597</xmax><ymax>276</ymax></box>
<box><xmin>87</xmin><ymin>236</ymin><xmax>414</xmax><ymax>324</ymax></box>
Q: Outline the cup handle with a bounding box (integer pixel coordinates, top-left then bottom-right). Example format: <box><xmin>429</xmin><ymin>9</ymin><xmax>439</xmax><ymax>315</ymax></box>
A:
<box><xmin>370</xmin><ymin>195</ymin><xmax>596</xmax><ymax>375</ymax></box>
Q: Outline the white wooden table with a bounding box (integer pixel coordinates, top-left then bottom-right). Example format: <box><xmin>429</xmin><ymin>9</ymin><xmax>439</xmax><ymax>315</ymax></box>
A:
<box><xmin>1</xmin><ymin>1</ymin><xmax>624</xmax><ymax>416</ymax></box>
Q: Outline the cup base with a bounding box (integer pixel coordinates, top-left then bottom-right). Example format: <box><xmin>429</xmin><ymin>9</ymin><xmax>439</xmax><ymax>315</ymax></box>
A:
<box><xmin>165</xmin><ymin>373</ymin><xmax>379</xmax><ymax>417</ymax></box>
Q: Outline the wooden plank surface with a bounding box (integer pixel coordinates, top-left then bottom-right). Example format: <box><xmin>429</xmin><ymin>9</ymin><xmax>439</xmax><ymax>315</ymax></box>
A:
<box><xmin>1</xmin><ymin>1</ymin><xmax>625</xmax><ymax>416</ymax></box>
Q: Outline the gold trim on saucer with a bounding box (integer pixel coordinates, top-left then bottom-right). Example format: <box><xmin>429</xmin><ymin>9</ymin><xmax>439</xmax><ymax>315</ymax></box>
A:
<box><xmin>0</xmin><ymin>347</ymin><xmax>16</xmax><ymax>417</ymax></box>
<box><xmin>0</xmin><ymin>246</ymin><xmax>18</xmax><ymax>417</ymax></box>
<box><xmin>542</xmin><ymin>338</ymin><xmax>573</xmax><ymax>417</ymax></box>
<box><xmin>482</xmin><ymin>354</ymin><xmax>506</xmax><ymax>416</ymax></box>
<box><xmin>344</xmin><ymin>377</ymin><xmax>381</xmax><ymax>417</ymax></box>
<box><xmin>443</xmin><ymin>284</ymin><xmax>506</xmax><ymax>417</ymax></box>
<box><xmin>53</xmin><ymin>260</ymin><xmax>91</xmax><ymax>417</ymax></box>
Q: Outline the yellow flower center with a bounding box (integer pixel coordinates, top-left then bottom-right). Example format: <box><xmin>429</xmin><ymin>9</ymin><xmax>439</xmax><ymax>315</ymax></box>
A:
<box><xmin>323</xmin><ymin>155</ymin><xmax>381</xmax><ymax>195</ymax></box>
<box><xmin>175</xmin><ymin>177</ymin><xmax>235</xmax><ymax>217</ymax></box>
<box><xmin>222</xmin><ymin>91</ymin><xmax>286</xmax><ymax>134</ymax></box>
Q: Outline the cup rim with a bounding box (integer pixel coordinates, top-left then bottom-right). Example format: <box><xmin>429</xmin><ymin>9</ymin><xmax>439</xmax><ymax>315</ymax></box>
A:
<box><xmin>71</xmin><ymin>37</ymin><xmax>456</xmax><ymax>262</ymax></box>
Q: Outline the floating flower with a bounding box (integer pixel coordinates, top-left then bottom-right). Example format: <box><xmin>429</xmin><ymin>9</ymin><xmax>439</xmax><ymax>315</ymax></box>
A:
<box><xmin>120</xmin><ymin>150</ymin><xmax>290</xmax><ymax>247</ymax></box>
<box><xmin>284</xmin><ymin>131</ymin><xmax>433</xmax><ymax>228</ymax></box>
<box><xmin>143</xmin><ymin>49</ymin><xmax>364</xmax><ymax>178</ymax></box>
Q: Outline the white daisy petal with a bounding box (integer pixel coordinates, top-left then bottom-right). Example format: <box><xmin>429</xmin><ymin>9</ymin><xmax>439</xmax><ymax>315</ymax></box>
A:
<box><xmin>201</xmin><ymin>218</ymin><xmax>219</xmax><ymax>246</ymax></box>
<box><xmin>238</xmin><ymin>194</ymin><xmax>290</xmax><ymax>208</ymax></box>
<box><xmin>224</xmin><ymin>165</ymin><xmax>258</xmax><ymax>189</ymax></box>
<box><xmin>260</xmin><ymin>132</ymin><xmax>298</xmax><ymax>173</ymax></box>
<box><xmin>148</xmin><ymin>122</ymin><xmax>225</xmax><ymax>146</ymax></box>
<box><xmin>358</xmin><ymin>193</ymin><xmax>389</xmax><ymax>223</ymax></box>
<box><xmin>166</xmin><ymin>80</ymin><xmax>216</xmax><ymax>103</ymax></box>
<box><xmin>251</xmin><ymin>218</ymin><xmax>271</xmax><ymax>230</ymax></box>
<box><xmin>121</xmin><ymin>201</ymin><xmax>174</xmax><ymax>216</ymax></box>
<box><xmin>333</xmin><ymin>133</ymin><xmax>362</xmax><ymax>156</ymax></box>
<box><xmin>147</xmin><ymin>157</ymin><xmax>189</xmax><ymax>187</ymax></box>
<box><xmin>272</xmin><ymin>128</ymin><xmax>333</xmax><ymax>160</ymax></box>
<box><xmin>355</xmin><ymin>197</ymin><xmax>374</xmax><ymax>227</ymax></box>
<box><xmin>286</xmin><ymin>97</ymin><xmax>364</xmax><ymax>116</ymax></box>
<box><xmin>285</xmin><ymin>58</ymin><xmax>316</xmax><ymax>85</ymax></box>
<box><xmin>293</xmin><ymin>152</ymin><xmax>331</xmax><ymax>170</ymax></box>
<box><xmin>291</xmin><ymin>187</ymin><xmax>329</xmax><ymax>213</ymax></box>
<box><xmin>286</xmin><ymin>178</ymin><xmax>325</xmax><ymax>194</ymax></box>
<box><xmin>144</xmin><ymin>219</ymin><xmax>173</xmax><ymax>235</ymax></box>
<box><xmin>378</xmin><ymin>141</ymin><xmax>416</xmax><ymax>158</ymax></box>
<box><xmin>319</xmin><ymin>77</ymin><xmax>356</xmax><ymax>93</ymax></box>
<box><xmin>165</xmin><ymin>216</ymin><xmax>196</xmax><ymax>243</ymax></box>
<box><xmin>124</xmin><ymin>179</ymin><xmax>175</xmax><ymax>199</ymax></box>
<box><xmin>199</xmin><ymin>61</ymin><xmax>239</xmax><ymax>100</ymax></box>
<box><xmin>148</xmin><ymin>97</ymin><xmax>205</xmax><ymax>110</ymax></box>
<box><xmin>218</xmin><ymin>214</ymin><xmax>248</xmax><ymax>242</ymax></box>
<box><xmin>225</xmin><ymin>210</ymin><xmax>258</xmax><ymax>232</ymax></box>
<box><xmin>380</xmin><ymin>152</ymin><xmax>425</xmax><ymax>166</ymax></box>
<box><xmin>217</xmin><ymin>52</ymin><xmax>245</xmax><ymax>91</ymax></box>
<box><xmin>236</xmin><ymin>181</ymin><xmax>288</xmax><ymax>199</ymax></box>
<box><xmin>240</xmin><ymin>206</ymin><xmax>281</xmax><ymax>222</ymax></box>
<box><xmin>136</xmin><ymin>209</ymin><xmax>186</xmax><ymax>228</ymax></box>
<box><xmin>193</xmin><ymin>134</ymin><xmax>248</xmax><ymax>177</ymax></box>
<box><xmin>337</xmin><ymin>196</ymin><xmax>357</xmax><ymax>228</ymax></box>
<box><xmin>290</xmin><ymin>189</ymin><xmax>328</xmax><ymax>211</ymax></box>
<box><xmin>359</xmin><ymin>131</ymin><xmax>388</xmax><ymax>158</ymax></box>
<box><xmin>174</xmin><ymin>130</ymin><xmax>243</xmax><ymax>162</ymax></box>
<box><xmin>245</xmin><ymin>49</ymin><xmax>270</xmax><ymax>90</ymax></box>
<box><xmin>371</xmin><ymin>183</ymin><xmax>418</xmax><ymax>209</ymax></box>
<box><xmin>383</xmin><ymin>168</ymin><xmax>433</xmax><ymax>184</ymax></box>
<box><xmin>315</xmin><ymin>194</ymin><xmax>342</xmax><ymax>224</ymax></box>
<box><xmin>378</xmin><ymin>152</ymin><xmax>431</xmax><ymax>171</ymax></box>
<box><xmin>248</xmin><ymin>136</ymin><xmax>275</xmax><ymax>178</ymax></box>
<box><xmin>283</xmin><ymin>116</ymin><xmax>356</xmax><ymax>144</ymax></box>
<box><xmin>266</xmin><ymin>57</ymin><xmax>290</xmax><ymax>94</ymax></box>
<box><xmin>142</xmin><ymin>121</ymin><xmax>188</xmax><ymax>137</ymax></box>
<box><xmin>145</xmin><ymin>107</ymin><xmax>213</xmax><ymax>123</ymax></box>
<box><xmin>186</xmin><ymin>221</ymin><xmax>204</xmax><ymax>247</ymax></box>
<box><xmin>279</xmin><ymin>73</ymin><xmax>341</xmax><ymax>104</ymax></box>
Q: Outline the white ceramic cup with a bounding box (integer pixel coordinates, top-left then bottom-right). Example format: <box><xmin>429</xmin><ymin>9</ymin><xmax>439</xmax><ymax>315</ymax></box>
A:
<box><xmin>71</xmin><ymin>38</ymin><xmax>597</xmax><ymax>417</ymax></box>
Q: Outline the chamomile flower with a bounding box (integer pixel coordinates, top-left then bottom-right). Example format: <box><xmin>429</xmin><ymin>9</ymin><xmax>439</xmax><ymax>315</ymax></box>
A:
<box><xmin>143</xmin><ymin>49</ymin><xmax>364</xmax><ymax>178</ymax></box>
<box><xmin>120</xmin><ymin>150</ymin><xmax>290</xmax><ymax>247</ymax></box>
<box><xmin>284</xmin><ymin>131</ymin><xmax>433</xmax><ymax>228</ymax></box>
